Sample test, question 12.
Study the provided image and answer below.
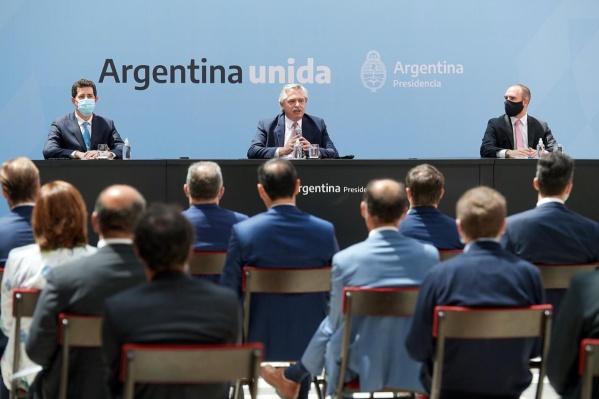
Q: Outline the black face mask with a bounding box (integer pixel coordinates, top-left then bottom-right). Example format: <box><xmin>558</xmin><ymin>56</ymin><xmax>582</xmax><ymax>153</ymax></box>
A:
<box><xmin>505</xmin><ymin>100</ymin><xmax>524</xmax><ymax>117</ymax></box>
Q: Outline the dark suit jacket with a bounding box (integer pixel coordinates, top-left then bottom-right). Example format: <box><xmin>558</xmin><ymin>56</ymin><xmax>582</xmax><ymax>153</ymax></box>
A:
<box><xmin>406</xmin><ymin>241</ymin><xmax>545</xmax><ymax>399</ymax></box>
<box><xmin>0</xmin><ymin>205</ymin><xmax>34</xmax><ymax>264</ymax></box>
<box><xmin>480</xmin><ymin>114</ymin><xmax>557</xmax><ymax>158</ymax></box>
<box><xmin>547</xmin><ymin>270</ymin><xmax>599</xmax><ymax>399</ymax></box>
<box><xmin>399</xmin><ymin>207</ymin><xmax>464</xmax><ymax>250</ymax></box>
<box><xmin>220</xmin><ymin>204</ymin><xmax>339</xmax><ymax>360</ymax></box>
<box><xmin>102</xmin><ymin>271</ymin><xmax>240</xmax><ymax>399</ymax></box>
<box><xmin>26</xmin><ymin>243</ymin><xmax>146</xmax><ymax>399</ymax></box>
<box><xmin>42</xmin><ymin>112</ymin><xmax>124</xmax><ymax>159</ymax></box>
<box><xmin>247</xmin><ymin>113</ymin><xmax>339</xmax><ymax>159</ymax></box>
<box><xmin>181</xmin><ymin>204</ymin><xmax>248</xmax><ymax>252</ymax></box>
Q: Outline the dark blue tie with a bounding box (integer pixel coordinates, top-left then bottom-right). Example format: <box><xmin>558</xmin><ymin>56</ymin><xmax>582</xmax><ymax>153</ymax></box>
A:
<box><xmin>82</xmin><ymin>121</ymin><xmax>91</xmax><ymax>150</ymax></box>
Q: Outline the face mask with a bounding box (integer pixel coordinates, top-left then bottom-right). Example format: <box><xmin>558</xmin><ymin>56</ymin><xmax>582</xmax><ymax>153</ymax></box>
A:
<box><xmin>77</xmin><ymin>99</ymin><xmax>95</xmax><ymax>116</ymax></box>
<box><xmin>504</xmin><ymin>100</ymin><xmax>523</xmax><ymax>117</ymax></box>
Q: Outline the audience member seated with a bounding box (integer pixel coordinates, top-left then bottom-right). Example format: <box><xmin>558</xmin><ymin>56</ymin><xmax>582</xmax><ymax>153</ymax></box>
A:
<box><xmin>101</xmin><ymin>204</ymin><xmax>240</xmax><ymax>399</ymax></box>
<box><xmin>501</xmin><ymin>152</ymin><xmax>599</xmax><ymax>313</ymax></box>
<box><xmin>399</xmin><ymin>164</ymin><xmax>464</xmax><ymax>250</ymax></box>
<box><xmin>261</xmin><ymin>179</ymin><xmax>439</xmax><ymax>399</ymax></box>
<box><xmin>406</xmin><ymin>187</ymin><xmax>545</xmax><ymax>399</ymax></box>
<box><xmin>26</xmin><ymin>185</ymin><xmax>146</xmax><ymax>399</ymax></box>
<box><xmin>0</xmin><ymin>181</ymin><xmax>96</xmax><ymax>394</ymax></box>
<box><xmin>182</xmin><ymin>161</ymin><xmax>248</xmax><ymax>251</ymax></box>
<box><xmin>220</xmin><ymin>158</ymin><xmax>338</xmax><ymax>399</ymax></box>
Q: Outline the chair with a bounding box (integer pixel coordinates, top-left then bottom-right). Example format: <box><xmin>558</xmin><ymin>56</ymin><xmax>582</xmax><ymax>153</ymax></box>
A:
<box><xmin>336</xmin><ymin>287</ymin><xmax>422</xmax><ymax>398</ymax></box>
<box><xmin>430</xmin><ymin>304</ymin><xmax>553</xmax><ymax>399</ymax></box>
<box><xmin>57</xmin><ymin>313</ymin><xmax>103</xmax><ymax>399</ymax></box>
<box><xmin>535</xmin><ymin>263</ymin><xmax>599</xmax><ymax>289</ymax></box>
<box><xmin>438</xmin><ymin>250</ymin><xmax>463</xmax><ymax>261</ymax></box>
<box><xmin>120</xmin><ymin>343</ymin><xmax>263</xmax><ymax>399</ymax></box>
<box><xmin>10</xmin><ymin>288</ymin><xmax>41</xmax><ymax>399</ymax></box>
<box><xmin>579</xmin><ymin>338</ymin><xmax>599</xmax><ymax>399</ymax></box>
<box><xmin>188</xmin><ymin>251</ymin><xmax>227</xmax><ymax>275</ymax></box>
<box><xmin>242</xmin><ymin>266</ymin><xmax>332</xmax><ymax>399</ymax></box>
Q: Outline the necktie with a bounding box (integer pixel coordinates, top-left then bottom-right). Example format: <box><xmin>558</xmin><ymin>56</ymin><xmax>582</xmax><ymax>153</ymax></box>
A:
<box><xmin>82</xmin><ymin>121</ymin><xmax>91</xmax><ymax>151</ymax></box>
<box><xmin>292</xmin><ymin>122</ymin><xmax>299</xmax><ymax>135</ymax></box>
<box><xmin>514</xmin><ymin>119</ymin><xmax>523</xmax><ymax>149</ymax></box>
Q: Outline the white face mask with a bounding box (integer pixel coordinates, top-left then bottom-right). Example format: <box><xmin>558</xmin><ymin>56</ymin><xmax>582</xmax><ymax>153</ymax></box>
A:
<box><xmin>77</xmin><ymin>99</ymin><xmax>95</xmax><ymax>116</ymax></box>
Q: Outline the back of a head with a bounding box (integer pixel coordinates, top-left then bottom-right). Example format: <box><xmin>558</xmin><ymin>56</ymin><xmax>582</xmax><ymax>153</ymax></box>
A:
<box><xmin>536</xmin><ymin>152</ymin><xmax>574</xmax><ymax>197</ymax></box>
<box><xmin>0</xmin><ymin>157</ymin><xmax>40</xmax><ymax>204</ymax></box>
<box><xmin>95</xmin><ymin>185</ymin><xmax>146</xmax><ymax>236</ymax></box>
<box><xmin>363</xmin><ymin>179</ymin><xmax>409</xmax><ymax>223</ymax></box>
<box><xmin>405</xmin><ymin>164</ymin><xmax>444</xmax><ymax>206</ymax></box>
<box><xmin>257</xmin><ymin>159</ymin><xmax>297</xmax><ymax>201</ymax></box>
<box><xmin>186</xmin><ymin>161</ymin><xmax>223</xmax><ymax>201</ymax></box>
<box><xmin>134</xmin><ymin>203</ymin><xmax>194</xmax><ymax>273</ymax></box>
<box><xmin>33</xmin><ymin>180</ymin><xmax>88</xmax><ymax>250</ymax></box>
<box><xmin>456</xmin><ymin>186</ymin><xmax>506</xmax><ymax>240</ymax></box>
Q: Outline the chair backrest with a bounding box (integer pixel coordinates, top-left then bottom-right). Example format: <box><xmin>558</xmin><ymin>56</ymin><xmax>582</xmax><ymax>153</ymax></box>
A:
<box><xmin>188</xmin><ymin>251</ymin><xmax>227</xmax><ymax>275</ymax></box>
<box><xmin>336</xmin><ymin>287</ymin><xmax>420</xmax><ymax>396</ymax></box>
<box><xmin>10</xmin><ymin>288</ymin><xmax>41</xmax><ymax>399</ymax></box>
<box><xmin>57</xmin><ymin>313</ymin><xmax>103</xmax><ymax>399</ymax></box>
<box><xmin>535</xmin><ymin>263</ymin><xmax>599</xmax><ymax>289</ymax></box>
<box><xmin>241</xmin><ymin>266</ymin><xmax>332</xmax><ymax>342</ymax></box>
<box><xmin>430</xmin><ymin>305</ymin><xmax>553</xmax><ymax>399</ymax></box>
<box><xmin>0</xmin><ymin>267</ymin><xmax>4</xmax><ymax>282</ymax></box>
<box><xmin>438</xmin><ymin>250</ymin><xmax>463</xmax><ymax>261</ymax></box>
<box><xmin>120</xmin><ymin>343</ymin><xmax>263</xmax><ymax>399</ymax></box>
<box><xmin>579</xmin><ymin>338</ymin><xmax>599</xmax><ymax>399</ymax></box>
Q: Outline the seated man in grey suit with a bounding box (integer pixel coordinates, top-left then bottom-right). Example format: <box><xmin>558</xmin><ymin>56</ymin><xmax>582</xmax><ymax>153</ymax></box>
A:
<box><xmin>26</xmin><ymin>185</ymin><xmax>147</xmax><ymax>399</ymax></box>
<box><xmin>102</xmin><ymin>204</ymin><xmax>240</xmax><ymax>399</ymax></box>
<box><xmin>399</xmin><ymin>164</ymin><xmax>463</xmax><ymax>250</ymax></box>
<box><xmin>42</xmin><ymin>79</ymin><xmax>124</xmax><ymax>160</ymax></box>
<box><xmin>261</xmin><ymin>179</ymin><xmax>439</xmax><ymax>399</ymax></box>
<box><xmin>480</xmin><ymin>84</ymin><xmax>556</xmax><ymax>158</ymax></box>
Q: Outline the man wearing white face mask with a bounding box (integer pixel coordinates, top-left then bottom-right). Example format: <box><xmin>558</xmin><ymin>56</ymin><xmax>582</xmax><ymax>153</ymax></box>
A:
<box><xmin>43</xmin><ymin>79</ymin><xmax>124</xmax><ymax>160</ymax></box>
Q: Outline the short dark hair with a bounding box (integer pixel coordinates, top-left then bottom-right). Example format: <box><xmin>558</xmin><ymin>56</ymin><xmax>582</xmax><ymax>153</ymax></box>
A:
<box><xmin>363</xmin><ymin>179</ymin><xmax>409</xmax><ymax>223</ymax></box>
<box><xmin>0</xmin><ymin>157</ymin><xmax>39</xmax><ymax>204</ymax></box>
<box><xmin>405</xmin><ymin>164</ymin><xmax>444</xmax><ymax>206</ymax></box>
<box><xmin>257</xmin><ymin>159</ymin><xmax>297</xmax><ymax>200</ymax></box>
<box><xmin>71</xmin><ymin>79</ymin><xmax>97</xmax><ymax>98</ymax></box>
<box><xmin>456</xmin><ymin>186</ymin><xmax>506</xmax><ymax>240</ymax></box>
<box><xmin>134</xmin><ymin>204</ymin><xmax>194</xmax><ymax>272</ymax></box>
<box><xmin>186</xmin><ymin>161</ymin><xmax>223</xmax><ymax>200</ymax></box>
<box><xmin>535</xmin><ymin>152</ymin><xmax>574</xmax><ymax>196</ymax></box>
<box><xmin>94</xmin><ymin>187</ymin><xmax>146</xmax><ymax>235</ymax></box>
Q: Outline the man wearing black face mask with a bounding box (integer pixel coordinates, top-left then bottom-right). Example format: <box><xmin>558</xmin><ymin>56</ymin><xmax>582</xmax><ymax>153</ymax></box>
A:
<box><xmin>480</xmin><ymin>84</ymin><xmax>557</xmax><ymax>158</ymax></box>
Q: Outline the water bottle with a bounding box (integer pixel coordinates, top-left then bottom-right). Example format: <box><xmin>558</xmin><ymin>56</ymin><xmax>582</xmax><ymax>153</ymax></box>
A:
<box><xmin>536</xmin><ymin>138</ymin><xmax>545</xmax><ymax>158</ymax></box>
<box><xmin>123</xmin><ymin>138</ymin><xmax>131</xmax><ymax>160</ymax></box>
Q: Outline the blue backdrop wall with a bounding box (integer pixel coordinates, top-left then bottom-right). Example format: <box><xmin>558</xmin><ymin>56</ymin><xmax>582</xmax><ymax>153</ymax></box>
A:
<box><xmin>2</xmin><ymin>0</ymin><xmax>598</xmax><ymax>164</ymax></box>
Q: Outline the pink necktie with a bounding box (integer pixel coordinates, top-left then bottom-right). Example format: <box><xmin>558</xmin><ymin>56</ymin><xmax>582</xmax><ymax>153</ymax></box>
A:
<box><xmin>514</xmin><ymin>119</ymin><xmax>523</xmax><ymax>149</ymax></box>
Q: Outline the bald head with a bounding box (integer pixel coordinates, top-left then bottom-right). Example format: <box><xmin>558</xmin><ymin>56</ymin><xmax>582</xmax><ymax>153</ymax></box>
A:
<box><xmin>93</xmin><ymin>185</ymin><xmax>146</xmax><ymax>238</ymax></box>
<box><xmin>362</xmin><ymin>179</ymin><xmax>409</xmax><ymax>226</ymax></box>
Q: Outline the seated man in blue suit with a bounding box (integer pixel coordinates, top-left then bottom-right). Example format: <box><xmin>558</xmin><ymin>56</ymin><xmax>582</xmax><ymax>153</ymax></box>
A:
<box><xmin>406</xmin><ymin>187</ymin><xmax>545</xmax><ymax>399</ymax></box>
<box><xmin>399</xmin><ymin>164</ymin><xmax>464</xmax><ymax>250</ymax></box>
<box><xmin>220</xmin><ymin>158</ymin><xmax>339</xmax><ymax>399</ymax></box>
<box><xmin>247</xmin><ymin>84</ymin><xmax>339</xmax><ymax>159</ymax></box>
<box><xmin>182</xmin><ymin>161</ymin><xmax>248</xmax><ymax>251</ymax></box>
<box><xmin>261</xmin><ymin>179</ymin><xmax>439</xmax><ymax>399</ymax></box>
<box><xmin>42</xmin><ymin>79</ymin><xmax>124</xmax><ymax>160</ymax></box>
<box><xmin>480</xmin><ymin>84</ymin><xmax>557</xmax><ymax>158</ymax></box>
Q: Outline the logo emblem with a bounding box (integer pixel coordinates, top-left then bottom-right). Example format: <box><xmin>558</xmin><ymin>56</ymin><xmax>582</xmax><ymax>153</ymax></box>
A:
<box><xmin>361</xmin><ymin>51</ymin><xmax>386</xmax><ymax>93</ymax></box>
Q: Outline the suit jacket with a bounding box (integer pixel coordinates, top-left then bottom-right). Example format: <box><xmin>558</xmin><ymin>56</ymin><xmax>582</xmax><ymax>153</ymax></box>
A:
<box><xmin>220</xmin><ymin>204</ymin><xmax>339</xmax><ymax>360</ymax></box>
<box><xmin>399</xmin><ymin>207</ymin><xmax>464</xmax><ymax>250</ymax></box>
<box><xmin>181</xmin><ymin>204</ymin><xmax>248</xmax><ymax>251</ymax></box>
<box><xmin>298</xmin><ymin>229</ymin><xmax>439</xmax><ymax>395</ymax></box>
<box><xmin>42</xmin><ymin>112</ymin><xmax>124</xmax><ymax>159</ymax></box>
<box><xmin>480</xmin><ymin>114</ymin><xmax>556</xmax><ymax>158</ymax></box>
<box><xmin>547</xmin><ymin>269</ymin><xmax>599</xmax><ymax>399</ymax></box>
<box><xmin>26</xmin><ymin>243</ymin><xmax>146</xmax><ymax>399</ymax></box>
<box><xmin>247</xmin><ymin>113</ymin><xmax>339</xmax><ymax>159</ymax></box>
<box><xmin>406</xmin><ymin>240</ymin><xmax>545</xmax><ymax>399</ymax></box>
<box><xmin>0</xmin><ymin>205</ymin><xmax>34</xmax><ymax>264</ymax></box>
<box><xmin>102</xmin><ymin>271</ymin><xmax>240</xmax><ymax>399</ymax></box>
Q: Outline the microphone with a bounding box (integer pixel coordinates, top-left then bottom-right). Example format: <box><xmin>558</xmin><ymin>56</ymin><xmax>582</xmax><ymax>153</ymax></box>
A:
<box><xmin>294</xmin><ymin>126</ymin><xmax>302</xmax><ymax>136</ymax></box>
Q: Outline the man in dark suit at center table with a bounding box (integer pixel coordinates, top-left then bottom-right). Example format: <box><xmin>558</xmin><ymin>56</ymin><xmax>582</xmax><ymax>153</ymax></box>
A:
<box><xmin>26</xmin><ymin>184</ymin><xmax>147</xmax><ymax>399</ymax></box>
<box><xmin>480</xmin><ymin>83</ymin><xmax>557</xmax><ymax>158</ymax></box>
<box><xmin>247</xmin><ymin>83</ymin><xmax>339</xmax><ymax>159</ymax></box>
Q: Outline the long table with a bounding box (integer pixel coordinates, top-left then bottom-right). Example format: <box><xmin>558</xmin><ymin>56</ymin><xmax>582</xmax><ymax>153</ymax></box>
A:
<box><xmin>35</xmin><ymin>159</ymin><xmax>599</xmax><ymax>249</ymax></box>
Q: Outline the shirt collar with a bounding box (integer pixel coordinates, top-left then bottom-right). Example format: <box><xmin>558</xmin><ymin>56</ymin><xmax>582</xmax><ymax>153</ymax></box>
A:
<box><xmin>368</xmin><ymin>226</ymin><xmax>399</xmax><ymax>237</ymax></box>
<box><xmin>536</xmin><ymin>197</ymin><xmax>565</xmax><ymax>206</ymax></box>
<box><xmin>97</xmin><ymin>238</ymin><xmax>134</xmax><ymax>248</ymax></box>
<box><xmin>285</xmin><ymin>116</ymin><xmax>302</xmax><ymax>131</ymax></box>
<box><xmin>75</xmin><ymin>112</ymin><xmax>93</xmax><ymax>127</ymax></box>
<box><xmin>11</xmin><ymin>203</ymin><xmax>35</xmax><ymax>210</ymax></box>
<box><xmin>509</xmin><ymin>114</ymin><xmax>528</xmax><ymax>126</ymax></box>
<box><xmin>464</xmin><ymin>237</ymin><xmax>499</xmax><ymax>252</ymax></box>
